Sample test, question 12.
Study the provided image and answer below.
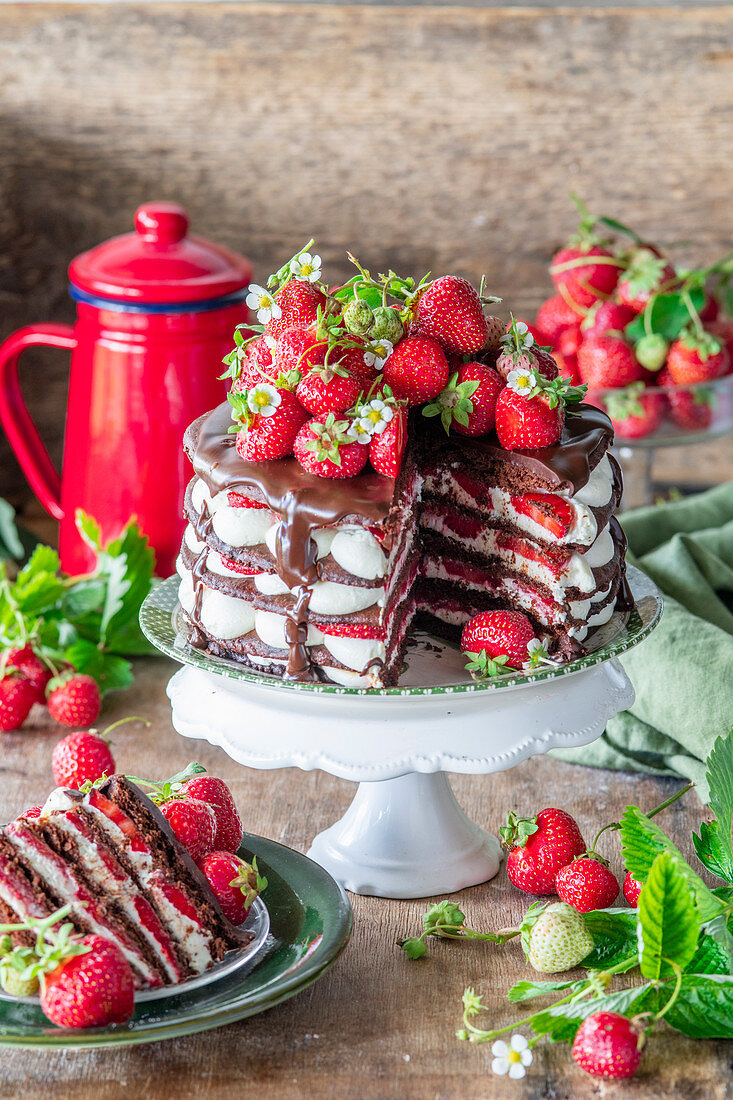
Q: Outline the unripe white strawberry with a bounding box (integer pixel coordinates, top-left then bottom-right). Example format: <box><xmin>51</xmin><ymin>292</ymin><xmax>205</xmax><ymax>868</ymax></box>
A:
<box><xmin>527</xmin><ymin>902</ymin><xmax>593</xmax><ymax>974</ymax></box>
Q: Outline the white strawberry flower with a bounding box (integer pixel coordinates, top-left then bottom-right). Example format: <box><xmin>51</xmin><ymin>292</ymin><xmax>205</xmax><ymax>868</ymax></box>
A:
<box><xmin>263</xmin><ymin>333</ymin><xmax>277</xmax><ymax>351</ymax></box>
<box><xmin>526</xmin><ymin>637</ymin><xmax>556</xmax><ymax>667</ymax></box>
<box><xmin>246</xmin><ymin>382</ymin><xmax>281</xmax><ymax>418</ymax></box>
<box><xmin>246</xmin><ymin>284</ymin><xmax>282</xmax><ymax>325</ymax></box>
<box><xmin>364</xmin><ymin>339</ymin><xmax>394</xmax><ymax>370</ymax></box>
<box><xmin>491</xmin><ymin>1034</ymin><xmax>533</xmax><ymax>1079</ymax></box>
<box><xmin>507</xmin><ymin>367</ymin><xmax>540</xmax><ymax>397</ymax></box>
<box><xmin>289</xmin><ymin>252</ymin><xmax>322</xmax><ymax>283</ymax></box>
<box><xmin>514</xmin><ymin>321</ymin><xmax>535</xmax><ymax>350</ymax></box>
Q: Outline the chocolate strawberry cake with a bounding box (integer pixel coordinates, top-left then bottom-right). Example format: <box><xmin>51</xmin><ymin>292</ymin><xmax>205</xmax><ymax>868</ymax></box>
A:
<box><xmin>176</xmin><ymin>247</ymin><xmax>631</xmax><ymax>688</ymax></box>
<box><xmin>0</xmin><ymin>776</ymin><xmax>247</xmax><ymax>988</ymax></box>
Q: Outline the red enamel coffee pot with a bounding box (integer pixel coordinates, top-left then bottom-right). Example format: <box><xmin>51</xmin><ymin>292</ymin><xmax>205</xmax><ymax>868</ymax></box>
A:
<box><xmin>0</xmin><ymin>203</ymin><xmax>252</xmax><ymax>576</ymax></box>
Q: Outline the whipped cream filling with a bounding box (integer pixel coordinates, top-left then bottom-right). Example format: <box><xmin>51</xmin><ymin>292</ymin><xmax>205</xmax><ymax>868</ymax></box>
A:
<box><xmin>178</xmin><ymin>569</ymin><xmax>256</xmax><ymax>639</ymax></box>
<box><xmin>571</xmin><ymin>454</ymin><xmax>615</xmax><ymax>508</ymax></box>
<box><xmin>569</xmin><ymin>595</ymin><xmax>617</xmax><ymax>641</ymax></box>
<box><xmin>265</xmin><ymin>520</ymin><xmax>387</xmax><ymax>581</ymax></box>
<box><xmin>421</xmin><ymin>512</ymin><xmax>614</xmax><ymax>597</ymax></box>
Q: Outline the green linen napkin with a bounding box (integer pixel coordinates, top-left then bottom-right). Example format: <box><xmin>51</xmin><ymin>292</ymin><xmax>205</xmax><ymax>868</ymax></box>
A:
<box><xmin>555</xmin><ymin>480</ymin><xmax>733</xmax><ymax>802</ymax></box>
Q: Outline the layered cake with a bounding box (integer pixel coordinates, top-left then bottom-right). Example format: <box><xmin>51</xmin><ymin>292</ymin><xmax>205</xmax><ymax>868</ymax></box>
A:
<box><xmin>0</xmin><ymin>776</ymin><xmax>246</xmax><ymax>988</ymax></box>
<box><xmin>176</xmin><ymin>248</ymin><xmax>630</xmax><ymax>688</ymax></box>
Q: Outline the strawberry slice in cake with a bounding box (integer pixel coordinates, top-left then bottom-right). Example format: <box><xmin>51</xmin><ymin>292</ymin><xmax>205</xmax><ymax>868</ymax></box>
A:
<box><xmin>176</xmin><ymin>250</ymin><xmax>631</xmax><ymax>687</ymax></box>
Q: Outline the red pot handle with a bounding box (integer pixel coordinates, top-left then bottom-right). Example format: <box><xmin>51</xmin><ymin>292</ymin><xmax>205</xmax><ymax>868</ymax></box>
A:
<box><xmin>0</xmin><ymin>324</ymin><xmax>77</xmax><ymax>521</ymax></box>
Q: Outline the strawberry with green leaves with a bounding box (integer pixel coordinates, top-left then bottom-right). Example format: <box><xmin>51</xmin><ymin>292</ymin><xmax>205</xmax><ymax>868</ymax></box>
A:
<box><xmin>577</xmin><ymin>333</ymin><xmax>645</xmax><ymax>389</ymax></box>
<box><xmin>666</xmin><ymin>327</ymin><xmax>728</xmax><ymax>385</ymax></box>
<box><xmin>182</xmin><ymin>775</ymin><xmax>243</xmax><ymax>852</ymax></box>
<box><xmin>502</xmin><ymin>807</ymin><xmax>586</xmax><ymax>895</ymax></box>
<box><xmin>550</xmin><ymin>199</ymin><xmax>625</xmax><ymax>308</ymax></box>
<box><xmin>603</xmin><ymin>384</ymin><xmax>665</xmax><ymax>440</ymax></box>
<box><xmin>423</xmin><ymin>362</ymin><xmax>503</xmax><ymax>437</ymax></box>
<box><xmin>461</xmin><ymin>610</ymin><xmax>549</xmax><ymax>680</ymax></box>
<box><xmin>0</xmin><ymin>907</ymin><xmax>134</xmax><ymax>1028</ymax></box>
<box><xmin>496</xmin><ymin>318</ymin><xmax>559</xmax><ymax>383</ymax></box>
<box><xmin>495</xmin><ymin>369</ymin><xmax>585</xmax><ymax>450</ymax></box>
<box><xmin>4</xmin><ymin>645</ymin><xmax>51</xmax><ymax>705</ymax></box>
<box><xmin>294</xmin><ymin>414</ymin><xmax>369</xmax><ymax>479</ymax></box>
<box><xmin>197</xmin><ymin>852</ymin><xmax>267</xmax><ymax>925</ymax></box>
<box><xmin>296</xmin><ymin>359</ymin><xmax>363</xmax><ymax>418</ymax></box>
<box><xmin>617</xmin><ymin>247</ymin><xmax>677</xmax><ymax>313</ymax></box>
<box><xmin>572</xmin><ymin>1012</ymin><xmax>645</xmax><ymax>1079</ymax></box>
<box><xmin>229</xmin><ymin>383</ymin><xmax>309</xmax><ymax>462</ymax></box>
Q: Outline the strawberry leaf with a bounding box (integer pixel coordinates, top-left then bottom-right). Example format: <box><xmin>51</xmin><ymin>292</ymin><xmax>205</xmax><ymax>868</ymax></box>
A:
<box><xmin>638</xmin><ymin>851</ymin><xmax>699</xmax><ymax>979</ymax></box>
<box><xmin>625</xmin><ymin>289</ymin><xmax>705</xmax><ymax>343</ymax></box>
<box><xmin>664</xmin><ymin>973</ymin><xmax>733</xmax><ymax>1038</ymax></box>
<box><xmin>693</xmin><ymin>729</ymin><xmax>733</xmax><ymax>885</ymax></box>
<box><xmin>529</xmin><ymin>983</ymin><xmax>656</xmax><ymax>1044</ymax></box>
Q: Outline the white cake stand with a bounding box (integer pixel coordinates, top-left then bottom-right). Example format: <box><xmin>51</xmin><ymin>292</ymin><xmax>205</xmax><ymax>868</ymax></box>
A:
<box><xmin>140</xmin><ymin>565</ymin><xmax>661</xmax><ymax>899</ymax></box>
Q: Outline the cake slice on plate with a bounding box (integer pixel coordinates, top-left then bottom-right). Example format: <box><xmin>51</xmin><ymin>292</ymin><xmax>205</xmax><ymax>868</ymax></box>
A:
<box><xmin>0</xmin><ymin>776</ymin><xmax>247</xmax><ymax>988</ymax></box>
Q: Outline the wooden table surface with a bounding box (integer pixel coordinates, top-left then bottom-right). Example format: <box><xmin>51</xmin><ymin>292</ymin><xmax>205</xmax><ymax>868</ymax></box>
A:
<box><xmin>0</xmin><ymin>656</ymin><xmax>730</xmax><ymax>1099</ymax></box>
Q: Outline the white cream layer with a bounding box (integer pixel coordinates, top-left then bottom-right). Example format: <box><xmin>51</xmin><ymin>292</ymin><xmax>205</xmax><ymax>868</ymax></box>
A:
<box><xmin>192</xmin><ymin>479</ymin><xmax>387</xmax><ymax>580</ymax></box>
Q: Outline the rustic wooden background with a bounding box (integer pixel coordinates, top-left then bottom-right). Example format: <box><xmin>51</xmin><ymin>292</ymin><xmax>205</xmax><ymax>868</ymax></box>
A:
<box><xmin>0</xmin><ymin>2</ymin><xmax>732</xmax><ymax>506</ymax></box>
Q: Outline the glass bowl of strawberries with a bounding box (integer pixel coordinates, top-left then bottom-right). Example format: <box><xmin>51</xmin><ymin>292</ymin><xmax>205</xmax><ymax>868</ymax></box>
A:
<box><xmin>528</xmin><ymin>197</ymin><xmax>733</xmax><ymax>504</ymax></box>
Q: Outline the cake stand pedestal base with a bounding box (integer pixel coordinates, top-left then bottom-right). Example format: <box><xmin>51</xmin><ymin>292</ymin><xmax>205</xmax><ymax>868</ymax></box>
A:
<box><xmin>166</xmin><ymin>657</ymin><xmax>635</xmax><ymax>899</ymax></box>
<box><xmin>307</xmin><ymin>771</ymin><xmax>502</xmax><ymax>898</ymax></box>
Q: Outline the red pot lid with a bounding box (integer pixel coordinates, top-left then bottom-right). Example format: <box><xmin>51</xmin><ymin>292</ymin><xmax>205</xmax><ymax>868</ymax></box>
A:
<box><xmin>68</xmin><ymin>202</ymin><xmax>253</xmax><ymax>304</ymax></box>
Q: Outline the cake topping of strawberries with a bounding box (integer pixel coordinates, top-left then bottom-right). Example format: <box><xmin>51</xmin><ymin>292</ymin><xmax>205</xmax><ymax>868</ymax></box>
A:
<box><xmin>414</xmin><ymin>274</ymin><xmax>490</xmax><ymax>355</ymax></box>
<box><xmin>294</xmin><ymin>414</ymin><xmax>369</xmax><ymax>479</ymax></box>
<box><xmin>382</xmin><ymin>335</ymin><xmax>450</xmax><ymax>406</ymax></box>
<box><xmin>423</xmin><ymin>361</ymin><xmax>504</xmax><ymax>437</ymax></box>
<box><xmin>229</xmin><ymin>386</ymin><xmax>309</xmax><ymax>461</ymax></box>
<box><xmin>369</xmin><ymin>405</ymin><xmax>407</xmax><ymax>477</ymax></box>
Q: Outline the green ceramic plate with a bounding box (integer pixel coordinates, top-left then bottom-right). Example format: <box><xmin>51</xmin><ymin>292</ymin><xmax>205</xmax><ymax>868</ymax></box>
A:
<box><xmin>140</xmin><ymin>564</ymin><xmax>662</xmax><ymax>697</ymax></box>
<box><xmin>0</xmin><ymin>834</ymin><xmax>352</xmax><ymax>1050</ymax></box>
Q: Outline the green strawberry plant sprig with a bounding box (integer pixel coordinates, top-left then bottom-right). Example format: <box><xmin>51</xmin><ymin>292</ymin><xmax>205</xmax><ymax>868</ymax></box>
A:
<box><xmin>0</xmin><ymin>508</ymin><xmax>157</xmax><ymax>696</ymax></box>
<box><xmin>399</xmin><ymin>729</ymin><xmax>733</xmax><ymax>1061</ymax></box>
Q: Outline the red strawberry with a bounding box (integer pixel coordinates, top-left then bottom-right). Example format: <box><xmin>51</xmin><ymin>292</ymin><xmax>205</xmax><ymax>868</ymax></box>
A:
<box><xmin>19</xmin><ymin>805</ymin><xmax>42</xmax><ymax>820</ymax></box>
<box><xmin>551</xmin><ymin>245</ymin><xmax>621</xmax><ymax>308</ymax></box>
<box><xmin>233</xmin><ymin>335</ymin><xmax>276</xmax><ymax>392</ymax></box>
<box><xmin>501</xmin><ymin>807</ymin><xmax>586</xmax><ymax>895</ymax></box>
<box><xmin>571</xmin><ymin>1012</ymin><xmax>645</xmax><ymax>1079</ymax></box>
<box><xmin>159</xmin><ymin>797</ymin><xmax>217</xmax><ymax>861</ymax></box>
<box><xmin>495</xmin><ymin>388</ymin><xmax>564</xmax><ymax>450</ymax></box>
<box><xmin>668</xmin><ymin>386</ymin><xmax>713</xmax><ymax>431</ymax></box>
<box><xmin>333</xmin><ymin>341</ymin><xmax>376</xmax><ymax>386</ymax></box>
<box><xmin>183</xmin><ymin>775</ymin><xmax>243</xmax><ymax>852</ymax></box>
<box><xmin>235</xmin><ymin>389</ymin><xmax>309</xmax><ymax>461</ymax></box>
<box><xmin>266</xmin><ymin>279</ymin><xmax>325</xmax><ymax>342</ymax></box>
<box><xmin>666</xmin><ymin>330</ymin><xmax>727</xmax><ymax>385</ymax></box>
<box><xmin>617</xmin><ymin>247</ymin><xmax>676</xmax><ymax>313</ymax></box>
<box><xmin>552</xmin><ymin>349</ymin><xmax>580</xmax><ymax>386</ymax></box>
<box><xmin>369</xmin><ymin>407</ymin><xmax>407</xmax><ymax>477</ymax></box>
<box><xmin>197</xmin><ymin>851</ymin><xmax>264</xmax><ymax>924</ymax></box>
<box><xmin>556</xmin><ymin>856</ymin><xmax>619</xmax><ymax>911</ymax></box>
<box><xmin>382</xmin><ymin>337</ymin><xmax>450</xmax><ymax>406</ymax></box>
<box><xmin>227</xmin><ymin>491</ymin><xmax>269</xmax><ymax>510</ymax></box>
<box><xmin>294</xmin><ymin>414</ymin><xmax>369</xmax><ymax>479</ymax></box>
<box><xmin>558</xmin><ymin>325</ymin><xmax>581</xmax><ymax>360</ymax></box>
<box><xmin>623</xmin><ymin>870</ymin><xmax>642</xmax><ymax>907</ymax></box>
<box><xmin>415</xmin><ymin>275</ymin><xmax>489</xmax><ymax>355</ymax></box>
<box><xmin>296</xmin><ymin>363</ymin><xmax>363</xmax><ymax>417</ymax></box>
<box><xmin>5</xmin><ymin>645</ymin><xmax>51</xmax><ymax>704</ymax></box>
<box><xmin>46</xmin><ymin>674</ymin><xmax>101</xmax><ymax>729</ymax></box>
<box><xmin>319</xmin><ymin>622</ymin><xmax>386</xmax><ymax>640</ymax></box>
<box><xmin>535</xmin><ymin>295</ymin><xmax>584</xmax><ymax>344</ymax></box>
<box><xmin>52</xmin><ymin>729</ymin><xmax>115</xmax><ymax>790</ymax></box>
<box><xmin>41</xmin><ymin>934</ymin><xmax>135</xmax><ymax>1029</ymax></box>
<box><xmin>606</xmin><ymin>390</ymin><xmax>665</xmax><ymax>440</ymax></box>
<box><xmin>219</xmin><ymin>556</ymin><xmax>262</xmax><ymax>576</ymax></box>
<box><xmin>461</xmin><ymin>610</ymin><xmax>537</xmax><ymax>666</ymax></box>
<box><xmin>577</xmin><ymin>335</ymin><xmax>644</xmax><ymax>389</ymax></box>
<box><xmin>273</xmin><ymin>326</ymin><xmax>326</xmax><ymax>378</ymax></box>
<box><xmin>484</xmin><ymin>314</ymin><xmax>506</xmax><ymax>356</ymax></box>
<box><xmin>512</xmin><ymin>492</ymin><xmax>574</xmax><ymax>538</ymax></box>
<box><xmin>454</xmin><ymin>362</ymin><xmax>504</xmax><ymax>437</ymax></box>
<box><xmin>581</xmin><ymin>300</ymin><xmax>636</xmax><ymax>337</ymax></box>
<box><xmin>0</xmin><ymin>673</ymin><xmax>36</xmax><ymax>731</ymax></box>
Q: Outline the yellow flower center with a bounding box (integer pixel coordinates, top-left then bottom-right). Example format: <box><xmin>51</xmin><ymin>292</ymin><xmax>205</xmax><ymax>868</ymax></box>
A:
<box><xmin>254</xmin><ymin>392</ymin><xmax>270</xmax><ymax>408</ymax></box>
<box><xmin>258</xmin><ymin>294</ymin><xmax>271</xmax><ymax>309</ymax></box>
<box><xmin>507</xmin><ymin>1050</ymin><xmax>522</xmax><ymax>1065</ymax></box>
<box><xmin>300</xmin><ymin>262</ymin><xmax>313</xmax><ymax>277</ymax></box>
<box><xmin>367</xmin><ymin>409</ymin><xmax>382</xmax><ymax>424</ymax></box>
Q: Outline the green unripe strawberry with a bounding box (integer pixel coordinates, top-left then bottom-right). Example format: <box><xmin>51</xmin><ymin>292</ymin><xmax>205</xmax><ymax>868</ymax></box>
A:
<box><xmin>343</xmin><ymin>298</ymin><xmax>374</xmax><ymax>336</ymax></box>
<box><xmin>527</xmin><ymin>902</ymin><xmax>593</xmax><ymax>974</ymax></box>
<box><xmin>634</xmin><ymin>333</ymin><xmax>669</xmax><ymax>372</ymax></box>
<box><xmin>370</xmin><ymin>306</ymin><xmax>404</xmax><ymax>344</ymax></box>
<box><xmin>0</xmin><ymin>964</ymin><xmax>40</xmax><ymax>998</ymax></box>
